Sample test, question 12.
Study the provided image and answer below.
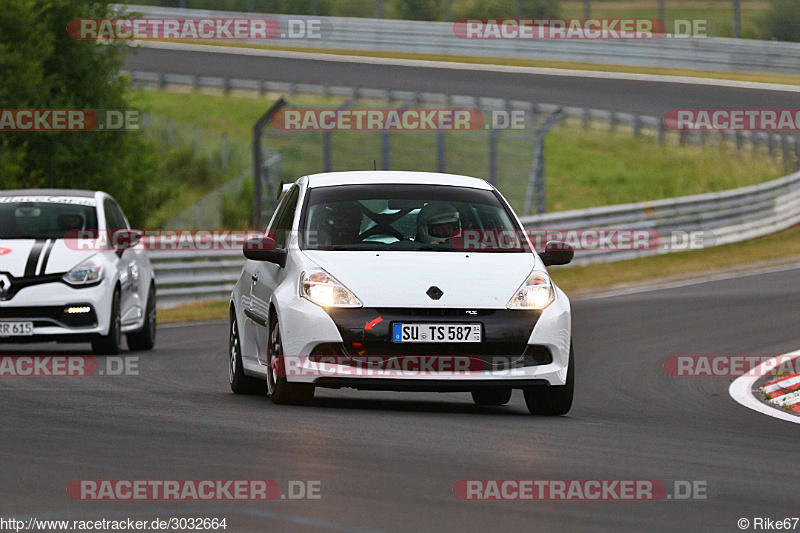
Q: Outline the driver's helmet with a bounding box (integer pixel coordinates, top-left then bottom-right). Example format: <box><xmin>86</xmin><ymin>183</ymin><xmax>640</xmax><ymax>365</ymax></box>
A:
<box><xmin>321</xmin><ymin>203</ymin><xmax>362</xmax><ymax>245</ymax></box>
<box><xmin>416</xmin><ymin>202</ymin><xmax>460</xmax><ymax>244</ymax></box>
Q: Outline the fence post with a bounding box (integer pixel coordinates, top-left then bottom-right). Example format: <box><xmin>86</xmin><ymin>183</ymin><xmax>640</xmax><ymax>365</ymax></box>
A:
<box><xmin>582</xmin><ymin>108</ymin><xmax>590</xmax><ymax>131</ymax></box>
<box><xmin>608</xmin><ymin>112</ymin><xmax>616</xmax><ymax>133</ymax></box>
<box><xmin>524</xmin><ymin>109</ymin><xmax>564</xmax><ymax>216</ymax></box>
<box><xmin>221</xmin><ymin>133</ymin><xmax>228</xmax><ymax>171</ymax></box>
<box><xmin>633</xmin><ymin>114</ymin><xmax>641</xmax><ymax>139</ymax></box>
<box><xmin>735</xmin><ymin>130</ymin><xmax>743</xmax><ymax>151</ymax></box>
<box><xmin>657</xmin><ymin>120</ymin><xmax>665</xmax><ymax>146</ymax></box>
<box><xmin>252</xmin><ymin>98</ymin><xmax>288</xmax><ymax>229</ymax></box>
<box><xmin>437</xmin><ymin>131</ymin><xmax>445</xmax><ymax>173</ymax></box>
<box><xmin>794</xmin><ymin>136</ymin><xmax>800</xmax><ymax>171</ymax></box>
<box><xmin>488</xmin><ymin>128</ymin><xmax>498</xmax><ymax>185</ymax></box>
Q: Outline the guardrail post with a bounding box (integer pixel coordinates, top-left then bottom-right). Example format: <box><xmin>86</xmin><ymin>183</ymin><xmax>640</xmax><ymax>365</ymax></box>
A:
<box><xmin>735</xmin><ymin>130</ymin><xmax>743</xmax><ymax>151</ymax></box>
<box><xmin>223</xmin><ymin>77</ymin><xmax>231</xmax><ymax>95</ymax></box>
<box><xmin>582</xmin><ymin>108</ymin><xmax>590</xmax><ymax>131</ymax></box>
<box><xmin>700</xmin><ymin>129</ymin><xmax>706</xmax><ymax>147</ymax></box>
<box><xmin>767</xmin><ymin>133</ymin><xmax>775</xmax><ymax>157</ymax></box>
<box><xmin>608</xmin><ymin>112</ymin><xmax>616</xmax><ymax>133</ymax></box>
<box><xmin>657</xmin><ymin>121</ymin><xmax>666</xmax><ymax>146</ymax></box>
<box><xmin>679</xmin><ymin>130</ymin><xmax>687</xmax><ymax>146</ymax></box>
<box><xmin>192</xmin><ymin>75</ymin><xmax>198</xmax><ymax>92</ymax></box>
<box><xmin>633</xmin><ymin>114</ymin><xmax>641</xmax><ymax>139</ymax></box>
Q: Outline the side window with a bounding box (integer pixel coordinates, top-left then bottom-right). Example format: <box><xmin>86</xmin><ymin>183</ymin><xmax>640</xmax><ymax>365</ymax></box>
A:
<box><xmin>103</xmin><ymin>199</ymin><xmax>125</xmax><ymax>231</ymax></box>
<box><xmin>274</xmin><ymin>186</ymin><xmax>300</xmax><ymax>249</ymax></box>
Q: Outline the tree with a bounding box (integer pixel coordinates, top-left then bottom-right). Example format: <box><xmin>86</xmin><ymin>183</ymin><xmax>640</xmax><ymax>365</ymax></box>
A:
<box><xmin>760</xmin><ymin>0</ymin><xmax>800</xmax><ymax>42</ymax></box>
<box><xmin>0</xmin><ymin>0</ymin><xmax>162</xmax><ymax>225</ymax></box>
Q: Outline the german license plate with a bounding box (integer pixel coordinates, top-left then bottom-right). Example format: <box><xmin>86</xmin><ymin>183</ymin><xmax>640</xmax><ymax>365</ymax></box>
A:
<box><xmin>0</xmin><ymin>321</ymin><xmax>34</xmax><ymax>337</ymax></box>
<box><xmin>392</xmin><ymin>323</ymin><xmax>481</xmax><ymax>343</ymax></box>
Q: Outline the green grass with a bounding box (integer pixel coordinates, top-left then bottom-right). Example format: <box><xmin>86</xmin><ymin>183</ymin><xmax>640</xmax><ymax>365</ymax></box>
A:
<box><xmin>134</xmin><ymin>89</ymin><xmax>786</xmax><ymax>218</ymax></box>
<box><xmin>561</xmin><ymin>0</ymin><xmax>770</xmax><ymax>39</ymax></box>
<box><xmin>158</xmin><ymin>299</ymin><xmax>230</xmax><ymax>323</ymax></box>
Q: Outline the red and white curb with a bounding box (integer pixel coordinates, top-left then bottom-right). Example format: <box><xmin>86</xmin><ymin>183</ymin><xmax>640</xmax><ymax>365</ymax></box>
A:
<box><xmin>729</xmin><ymin>350</ymin><xmax>800</xmax><ymax>424</ymax></box>
<box><xmin>762</xmin><ymin>372</ymin><xmax>800</xmax><ymax>413</ymax></box>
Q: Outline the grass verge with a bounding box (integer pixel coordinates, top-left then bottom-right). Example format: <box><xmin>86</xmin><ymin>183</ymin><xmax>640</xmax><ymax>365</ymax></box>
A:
<box><xmin>157</xmin><ymin>223</ymin><xmax>800</xmax><ymax>323</ymax></box>
<box><xmin>134</xmin><ymin>90</ymin><xmax>786</xmax><ymax>216</ymax></box>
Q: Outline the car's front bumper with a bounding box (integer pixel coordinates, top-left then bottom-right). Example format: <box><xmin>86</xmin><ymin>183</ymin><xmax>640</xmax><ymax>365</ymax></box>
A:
<box><xmin>274</xmin><ymin>286</ymin><xmax>571</xmax><ymax>388</ymax></box>
<box><xmin>0</xmin><ymin>280</ymin><xmax>113</xmax><ymax>342</ymax></box>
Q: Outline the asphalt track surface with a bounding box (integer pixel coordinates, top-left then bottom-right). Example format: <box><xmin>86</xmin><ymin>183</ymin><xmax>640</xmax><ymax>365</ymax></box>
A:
<box><xmin>2</xmin><ymin>266</ymin><xmax>799</xmax><ymax>532</ymax></box>
<box><xmin>124</xmin><ymin>46</ymin><xmax>800</xmax><ymax>115</ymax></box>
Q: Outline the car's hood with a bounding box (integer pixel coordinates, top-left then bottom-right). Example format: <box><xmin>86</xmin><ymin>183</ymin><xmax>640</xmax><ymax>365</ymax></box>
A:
<box><xmin>0</xmin><ymin>239</ymin><xmax>97</xmax><ymax>277</ymax></box>
<box><xmin>301</xmin><ymin>250</ymin><xmax>537</xmax><ymax>308</ymax></box>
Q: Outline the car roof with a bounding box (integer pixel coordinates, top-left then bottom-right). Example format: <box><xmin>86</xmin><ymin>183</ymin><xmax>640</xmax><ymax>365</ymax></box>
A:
<box><xmin>0</xmin><ymin>189</ymin><xmax>99</xmax><ymax>198</ymax></box>
<box><xmin>304</xmin><ymin>171</ymin><xmax>493</xmax><ymax>190</ymax></box>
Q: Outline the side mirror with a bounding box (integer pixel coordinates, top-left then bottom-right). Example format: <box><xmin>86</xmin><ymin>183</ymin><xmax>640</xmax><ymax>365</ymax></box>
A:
<box><xmin>243</xmin><ymin>236</ymin><xmax>287</xmax><ymax>267</ymax></box>
<box><xmin>538</xmin><ymin>240</ymin><xmax>574</xmax><ymax>267</ymax></box>
<box><xmin>112</xmin><ymin>229</ymin><xmax>142</xmax><ymax>249</ymax></box>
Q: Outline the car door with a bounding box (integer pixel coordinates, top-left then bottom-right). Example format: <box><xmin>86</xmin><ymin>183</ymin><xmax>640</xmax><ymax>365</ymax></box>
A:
<box><xmin>103</xmin><ymin>198</ymin><xmax>139</xmax><ymax>326</ymax></box>
<box><xmin>251</xmin><ymin>185</ymin><xmax>299</xmax><ymax>366</ymax></box>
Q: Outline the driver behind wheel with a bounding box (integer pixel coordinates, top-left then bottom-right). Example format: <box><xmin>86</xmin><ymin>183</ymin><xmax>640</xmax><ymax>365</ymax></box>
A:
<box><xmin>318</xmin><ymin>203</ymin><xmax>362</xmax><ymax>246</ymax></box>
<box><xmin>415</xmin><ymin>202</ymin><xmax>461</xmax><ymax>244</ymax></box>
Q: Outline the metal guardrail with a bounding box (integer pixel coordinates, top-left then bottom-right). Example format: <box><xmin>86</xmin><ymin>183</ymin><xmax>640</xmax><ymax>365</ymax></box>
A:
<box><xmin>120</xmin><ymin>4</ymin><xmax>800</xmax><ymax>75</ymax></box>
<box><xmin>151</xmin><ymin>169</ymin><xmax>800</xmax><ymax>307</ymax></box>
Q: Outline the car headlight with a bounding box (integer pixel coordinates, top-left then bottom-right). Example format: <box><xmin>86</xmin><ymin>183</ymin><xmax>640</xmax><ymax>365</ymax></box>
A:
<box><xmin>507</xmin><ymin>270</ymin><xmax>554</xmax><ymax>310</ymax></box>
<box><xmin>62</xmin><ymin>255</ymin><xmax>104</xmax><ymax>286</ymax></box>
<box><xmin>300</xmin><ymin>270</ymin><xmax>362</xmax><ymax>308</ymax></box>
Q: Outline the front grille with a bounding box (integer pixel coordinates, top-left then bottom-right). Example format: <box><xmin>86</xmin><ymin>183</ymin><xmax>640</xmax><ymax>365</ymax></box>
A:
<box><xmin>0</xmin><ymin>305</ymin><xmax>97</xmax><ymax>328</ymax></box>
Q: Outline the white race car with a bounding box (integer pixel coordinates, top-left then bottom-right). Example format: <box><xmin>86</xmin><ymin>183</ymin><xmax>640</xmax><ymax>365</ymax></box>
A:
<box><xmin>0</xmin><ymin>189</ymin><xmax>156</xmax><ymax>354</ymax></box>
<box><xmin>229</xmin><ymin>172</ymin><xmax>574</xmax><ymax>415</ymax></box>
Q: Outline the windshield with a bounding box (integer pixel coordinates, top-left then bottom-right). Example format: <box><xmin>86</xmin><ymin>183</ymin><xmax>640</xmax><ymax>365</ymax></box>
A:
<box><xmin>301</xmin><ymin>184</ymin><xmax>528</xmax><ymax>252</ymax></box>
<box><xmin>0</xmin><ymin>199</ymin><xmax>98</xmax><ymax>240</ymax></box>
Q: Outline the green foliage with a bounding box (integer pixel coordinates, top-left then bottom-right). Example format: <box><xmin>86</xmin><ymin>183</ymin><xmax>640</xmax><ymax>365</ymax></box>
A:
<box><xmin>451</xmin><ymin>0</ymin><xmax>559</xmax><ymax>19</ymax></box>
<box><xmin>0</xmin><ymin>0</ymin><xmax>163</xmax><ymax>225</ymax></box>
<box><xmin>390</xmin><ymin>0</ymin><xmax>444</xmax><ymax>21</ymax></box>
<box><xmin>221</xmin><ymin>177</ymin><xmax>253</xmax><ymax>228</ymax></box>
<box><xmin>759</xmin><ymin>0</ymin><xmax>800</xmax><ymax>42</ymax></box>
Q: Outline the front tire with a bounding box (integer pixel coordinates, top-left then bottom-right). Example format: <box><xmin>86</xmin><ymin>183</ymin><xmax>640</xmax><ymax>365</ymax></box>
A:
<box><xmin>92</xmin><ymin>288</ymin><xmax>121</xmax><ymax>355</ymax></box>
<box><xmin>471</xmin><ymin>388</ymin><xmax>512</xmax><ymax>406</ymax></box>
<box><xmin>267</xmin><ymin>316</ymin><xmax>314</xmax><ymax>406</ymax></box>
<box><xmin>127</xmin><ymin>284</ymin><xmax>156</xmax><ymax>351</ymax></box>
<box><xmin>229</xmin><ymin>311</ymin><xmax>264</xmax><ymax>395</ymax></box>
<box><xmin>523</xmin><ymin>344</ymin><xmax>574</xmax><ymax>416</ymax></box>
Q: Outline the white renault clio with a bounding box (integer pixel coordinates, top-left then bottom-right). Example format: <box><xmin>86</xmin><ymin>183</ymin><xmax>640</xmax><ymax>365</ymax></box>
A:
<box><xmin>0</xmin><ymin>189</ymin><xmax>156</xmax><ymax>354</ymax></box>
<box><xmin>229</xmin><ymin>172</ymin><xmax>574</xmax><ymax>415</ymax></box>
